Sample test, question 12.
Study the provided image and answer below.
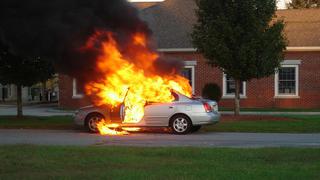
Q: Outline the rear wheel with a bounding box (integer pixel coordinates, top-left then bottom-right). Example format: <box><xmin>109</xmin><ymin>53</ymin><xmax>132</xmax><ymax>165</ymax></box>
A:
<box><xmin>170</xmin><ymin>114</ymin><xmax>192</xmax><ymax>135</ymax></box>
<box><xmin>85</xmin><ymin>113</ymin><xmax>104</xmax><ymax>133</ymax></box>
<box><xmin>191</xmin><ymin>125</ymin><xmax>202</xmax><ymax>133</ymax></box>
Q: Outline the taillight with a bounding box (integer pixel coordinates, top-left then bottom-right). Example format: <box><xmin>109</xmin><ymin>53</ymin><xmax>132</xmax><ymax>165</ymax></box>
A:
<box><xmin>203</xmin><ymin>102</ymin><xmax>212</xmax><ymax>112</ymax></box>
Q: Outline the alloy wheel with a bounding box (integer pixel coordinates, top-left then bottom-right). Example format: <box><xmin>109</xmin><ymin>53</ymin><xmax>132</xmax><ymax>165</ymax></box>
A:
<box><xmin>173</xmin><ymin>117</ymin><xmax>189</xmax><ymax>133</ymax></box>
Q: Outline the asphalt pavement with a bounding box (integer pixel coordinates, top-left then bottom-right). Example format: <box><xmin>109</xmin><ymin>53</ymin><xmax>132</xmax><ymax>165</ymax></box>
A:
<box><xmin>1</xmin><ymin>104</ymin><xmax>320</xmax><ymax>148</ymax></box>
<box><xmin>1</xmin><ymin>129</ymin><xmax>320</xmax><ymax>148</ymax></box>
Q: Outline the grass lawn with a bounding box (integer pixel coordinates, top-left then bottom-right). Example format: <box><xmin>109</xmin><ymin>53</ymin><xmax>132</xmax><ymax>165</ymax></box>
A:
<box><xmin>219</xmin><ymin>107</ymin><xmax>320</xmax><ymax>112</ymax></box>
<box><xmin>203</xmin><ymin>115</ymin><xmax>320</xmax><ymax>133</ymax></box>
<box><xmin>0</xmin><ymin>145</ymin><xmax>319</xmax><ymax>179</ymax></box>
<box><xmin>0</xmin><ymin>116</ymin><xmax>73</xmax><ymax>129</ymax></box>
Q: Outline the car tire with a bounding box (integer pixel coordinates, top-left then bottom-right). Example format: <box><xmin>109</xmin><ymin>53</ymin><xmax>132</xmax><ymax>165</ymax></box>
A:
<box><xmin>170</xmin><ymin>114</ymin><xmax>192</xmax><ymax>135</ymax></box>
<box><xmin>191</xmin><ymin>125</ymin><xmax>202</xmax><ymax>133</ymax></box>
<box><xmin>85</xmin><ymin>113</ymin><xmax>104</xmax><ymax>133</ymax></box>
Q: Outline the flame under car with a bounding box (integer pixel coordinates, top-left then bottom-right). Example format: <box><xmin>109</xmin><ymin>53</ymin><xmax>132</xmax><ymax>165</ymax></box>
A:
<box><xmin>74</xmin><ymin>92</ymin><xmax>220</xmax><ymax>134</ymax></box>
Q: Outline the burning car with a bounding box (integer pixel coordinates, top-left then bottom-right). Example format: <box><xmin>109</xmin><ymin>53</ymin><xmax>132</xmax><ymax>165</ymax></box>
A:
<box><xmin>74</xmin><ymin>91</ymin><xmax>220</xmax><ymax>135</ymax></box>
<box><xmin>70</xmin><ymin>32</ymin><xmax>220</xmax><ymax>135</ymax></box>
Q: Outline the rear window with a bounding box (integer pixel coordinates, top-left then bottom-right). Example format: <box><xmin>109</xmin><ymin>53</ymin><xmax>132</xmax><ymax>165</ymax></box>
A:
<box><xmin>171</xmin><ymin>92</ymin><xmax>179</xmax><ymax>101</ymax></box>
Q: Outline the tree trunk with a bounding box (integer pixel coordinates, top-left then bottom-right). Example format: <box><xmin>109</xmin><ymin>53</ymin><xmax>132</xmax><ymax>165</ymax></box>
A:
<box><xmin>17</xmin><ymin>85</ymin><xmax>23</xmax><ymax>118</ymax></box>
<box><xmin>41</xmin><ymin>81</ymin><xmax>47</xmax><ymax>102</ymax></box>
<box><xmin>234</xmin><ymin>79</ymin><xmax>241</xmax><ymax>116</ymax></box>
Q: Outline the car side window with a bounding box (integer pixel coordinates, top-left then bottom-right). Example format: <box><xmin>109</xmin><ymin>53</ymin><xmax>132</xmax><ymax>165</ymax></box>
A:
<box><xmin>171</xmin><ymin>92</ymin><xmax>179</xmax><ymax>102</ymax></box>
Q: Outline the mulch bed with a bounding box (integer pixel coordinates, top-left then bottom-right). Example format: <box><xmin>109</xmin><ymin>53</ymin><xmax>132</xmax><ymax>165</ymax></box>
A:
<box><xmin>221</xmin><ymin>115</ymin><xmax>295</xmax><ymax>121</ymax></box>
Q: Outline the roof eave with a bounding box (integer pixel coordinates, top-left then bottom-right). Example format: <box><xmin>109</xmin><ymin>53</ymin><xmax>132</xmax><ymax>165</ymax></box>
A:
<box><xmin>157</xmin><ymin>48</ymin><xmax>197</xmax><ymax>52</ymax></box>
<box><xmin>285</xmin><ymin>46</ymin><xmax>320</xmax><ymax>52</ymax></box>
<box><xmin>157</xmin><ymin>47</ymin><xmax>320</xmax><ymax>52</ymax></box>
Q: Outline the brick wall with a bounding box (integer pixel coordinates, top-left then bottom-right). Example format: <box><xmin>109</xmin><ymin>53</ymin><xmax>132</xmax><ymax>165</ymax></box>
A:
<box><xmin>163</xmin><ymin>51</ymin><xmax>320</xmax><ymax>108</ymax></box>
<box><xmin>58</xmin><ymin>75</ymin><xmax>91</xmax><ymax>109</ymax></box>
<box><xmin>58</xmin><ymin>51</ymin><xmax>320</xmax><ymax>109</ymax></box>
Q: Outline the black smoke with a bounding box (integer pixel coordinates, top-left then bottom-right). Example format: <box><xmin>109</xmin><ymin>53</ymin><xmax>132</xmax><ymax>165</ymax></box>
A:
<box><xmin>0</xmin><ymin>0</ymin><xmax>184</xmax><ymax>87</ymax></box>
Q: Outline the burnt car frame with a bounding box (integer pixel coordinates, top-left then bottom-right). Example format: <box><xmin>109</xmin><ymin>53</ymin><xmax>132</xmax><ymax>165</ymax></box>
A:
<box><xmin>74</xmin><ymin>92</ymin><xmax>220</xmax><ymax>134</ymax></box>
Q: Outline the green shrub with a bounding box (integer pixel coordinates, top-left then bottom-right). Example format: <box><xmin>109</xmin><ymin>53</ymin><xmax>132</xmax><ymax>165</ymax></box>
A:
<box><xmin>202</xmin><ymin>83</ymin><xmax>222</xmax><ymax>102</ymax></box>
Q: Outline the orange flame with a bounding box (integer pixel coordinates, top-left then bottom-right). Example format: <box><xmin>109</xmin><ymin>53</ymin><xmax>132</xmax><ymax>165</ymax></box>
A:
<box><xmin>96</xmin><ymin>120</ymin><xmax>129</xmax><ymax>135</ymax></box>
<box><xmin>85</xmin><ymin>31</ymin><xmax>192</xmax><ymax>135</ymax></box>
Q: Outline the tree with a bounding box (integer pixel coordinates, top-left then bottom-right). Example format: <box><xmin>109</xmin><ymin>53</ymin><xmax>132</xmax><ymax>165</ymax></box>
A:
<box><xmin>192</xmin><ymin>0</ymin><xmax>287</xmax><ymax>115</ymax></box>
<box><xmin>288</xmin><ymin>0</ymin><xmax>320</xmax><ymax>8</ymax></box>
<box><xmin>0</xmin><ymin>45</ymin><xmax>55</xmax><ymax>117</ymax></box>
<box><xmin>202</xmin><ymin>83</ymin><xmax>222</xmax><ymax>102</ymax></box>
<box><xmin>36</xmin><ymin>58</ymin><xmax>55</xmax><ymax>102</ymax></box>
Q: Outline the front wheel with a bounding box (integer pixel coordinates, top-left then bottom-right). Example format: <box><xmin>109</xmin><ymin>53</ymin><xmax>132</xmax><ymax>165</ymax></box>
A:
<box><xmin>170</xmin><ymin>115</ymin><xmax>192</xmax><ymax>135</ymax></box>
<box><xmin>85</xmin><ymin>113</ymin><xmax>104</xmax><ymax>133</ymax></box>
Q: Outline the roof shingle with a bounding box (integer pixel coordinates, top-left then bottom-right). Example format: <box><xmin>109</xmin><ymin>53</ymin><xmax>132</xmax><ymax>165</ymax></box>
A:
<box><xmin>135</xmin><ymin>0</ymin><xmax>320</xmax><ymax>48</ymax></box>
<box><xmin>277</xmin><ymin>9</ymin><xmax>320</xmax><ymax>47</ymax></box>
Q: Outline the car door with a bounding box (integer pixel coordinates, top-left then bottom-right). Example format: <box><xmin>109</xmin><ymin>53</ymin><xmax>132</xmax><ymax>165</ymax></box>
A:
<box><xmin>143</xmin><ymin>102</ymin><xmax>176</xmax><ymax>126</ymax></box>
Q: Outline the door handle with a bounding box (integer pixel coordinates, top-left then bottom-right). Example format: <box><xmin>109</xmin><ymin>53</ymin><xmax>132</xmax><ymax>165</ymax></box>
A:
<box><xmin>169</xmin><ymin>106</ymin><xmax>174</xmax><ymax>109</ymax></box>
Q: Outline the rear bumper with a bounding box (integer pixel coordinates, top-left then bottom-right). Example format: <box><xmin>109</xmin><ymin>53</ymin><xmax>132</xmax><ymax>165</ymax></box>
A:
<box><xmin>192</xmin><ymin>112</ymin><xmax>220</xmax><ymax>125</ymax></box>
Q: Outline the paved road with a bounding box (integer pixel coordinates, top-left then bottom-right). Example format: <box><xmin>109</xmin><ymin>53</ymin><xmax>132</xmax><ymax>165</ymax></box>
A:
<box><xmin>1</xmin><ymin>129</ymin><xmax>320</xmax><ymax>147</ymax></box>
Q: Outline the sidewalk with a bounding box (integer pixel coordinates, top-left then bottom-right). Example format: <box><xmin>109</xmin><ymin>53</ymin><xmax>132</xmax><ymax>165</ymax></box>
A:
<box><xmin>0</xmin><ymin>103</ymin><xmax>74</xmax><ymax>116</ymax></box>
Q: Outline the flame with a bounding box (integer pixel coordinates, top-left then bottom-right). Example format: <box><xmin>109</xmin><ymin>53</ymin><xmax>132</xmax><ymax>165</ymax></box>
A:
<box><xmin>122</xmin><ymin>127</ymin><xmax>141</xmax><ymax>132</ymax></box>
<box><xmin>96</xmin><ymin>120</ymin><xmax>129</xmax><ymax>135</ymax></box>
<box><xmin>85</xmin><ymin>31</ymin><xmax>192</xmax><ymax>135</ymax></box>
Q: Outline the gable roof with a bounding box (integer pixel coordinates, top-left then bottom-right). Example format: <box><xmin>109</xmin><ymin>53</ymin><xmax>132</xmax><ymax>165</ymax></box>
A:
<box><xmin>135</xmin><ymin>0</ymin><xmax>320</xmax><ymax>49</ymax></box>
<box><xmin>138</xmin><ymin>0</ymin><xmax>196</xmax><ymax>49</ymax></box>
<box><xmin>277</xmin><ymin>9</ymin><xmax>320</xmax><ymax>47</ymax></box>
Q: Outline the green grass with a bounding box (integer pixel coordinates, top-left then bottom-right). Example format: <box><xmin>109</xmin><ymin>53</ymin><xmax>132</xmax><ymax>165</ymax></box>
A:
<box><xmin>219</xmin><ymin>107</ymin><xmax>320</xmax><ymax>112</ymax></box>
<box><xmin>0</xmin><ymin>116</ymin><xmax>73</xmax><ymax>129</ymax></box>
<box><xmin>203</xmin><ymin>115</ymin><xmax>320</xmax><ymax>133</ymax></box>
<box><xmin>0</xmin><ymin>145</ymin><xmax>319</xmax><ymax>179</ymax></box>
<box><xmin>1</xmin><ymin>115</ymin><xmax>320</xmax><ymax>133</ymax></box>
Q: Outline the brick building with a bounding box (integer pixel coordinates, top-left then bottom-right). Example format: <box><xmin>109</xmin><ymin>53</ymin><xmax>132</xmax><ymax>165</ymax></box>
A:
<box><xmin>59</xmin><ymin>0</ymin><xmax>320</xmax><ymax>109</ymax></box>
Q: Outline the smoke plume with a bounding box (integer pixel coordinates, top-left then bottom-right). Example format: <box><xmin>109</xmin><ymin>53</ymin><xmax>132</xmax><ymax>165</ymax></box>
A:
<box><xmin>0</xmin><ymin>0</ymin><xmax>183</xmax><ymax>85</ymax></box>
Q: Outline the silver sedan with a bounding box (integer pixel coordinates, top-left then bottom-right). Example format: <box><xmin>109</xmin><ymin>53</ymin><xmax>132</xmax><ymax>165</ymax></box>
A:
<box><xmin>74</xmin><ymin>92</ymin><xmax>220</xmax><ymax>134</ymax></box>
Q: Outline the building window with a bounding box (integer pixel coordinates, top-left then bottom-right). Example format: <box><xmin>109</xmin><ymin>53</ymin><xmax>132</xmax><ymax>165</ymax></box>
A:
<box><xmin>1</xmin><ymin>86</ymin><xmax>8</xmax><ymax>99</ymax></box>
<box><xmin>222</xmin><ymin>73</ymin><xmax>246</xmax><ymax>98</ymax></box>
<box><xmin>180</xmin><ymin>66</ymin><xmax>195</xmax><ymax>93</ymax></box>
<box><xmin>275</xmin><ymin>64</ymin><xmax>299</xmax><ymax>98</ymax></box>
<box><xmin>278</xmin><ymin>67</ymin><xmax>296</xmax><ymax>94</ymax></box>
<box><xmin>72</xmin><ymin>79</ymin><xmax>84</xmax><ymax>99</ymax></box>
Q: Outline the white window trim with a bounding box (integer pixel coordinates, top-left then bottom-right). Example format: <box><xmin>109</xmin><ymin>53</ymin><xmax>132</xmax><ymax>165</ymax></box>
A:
<box><xmin>274</xmin><ymin>64</ymin><xmax>300</xmax><ymax>99</ymax></box>
<box><xmin>184</xmin><ymin>60</ymin><xmax>197</xmax><ymax>66</ymax></box>
<box><xmin>222</xmin><ymin>73</ymin><xmax>247</xmax><ymax>99</ymax></box>
<box><xmin>72</xmin><ymin>78</ymin><xmax>84</xmax><ymax>99</ymax></box>
<box><xmin>281</xmin><ymin>60</ymin><xmax>301</xmax><ymax>65</ymax></box>
<box><xmin>184</xmin><ymin>65</ymin><xmax>195</xmax><ymax>94</ymax></box>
